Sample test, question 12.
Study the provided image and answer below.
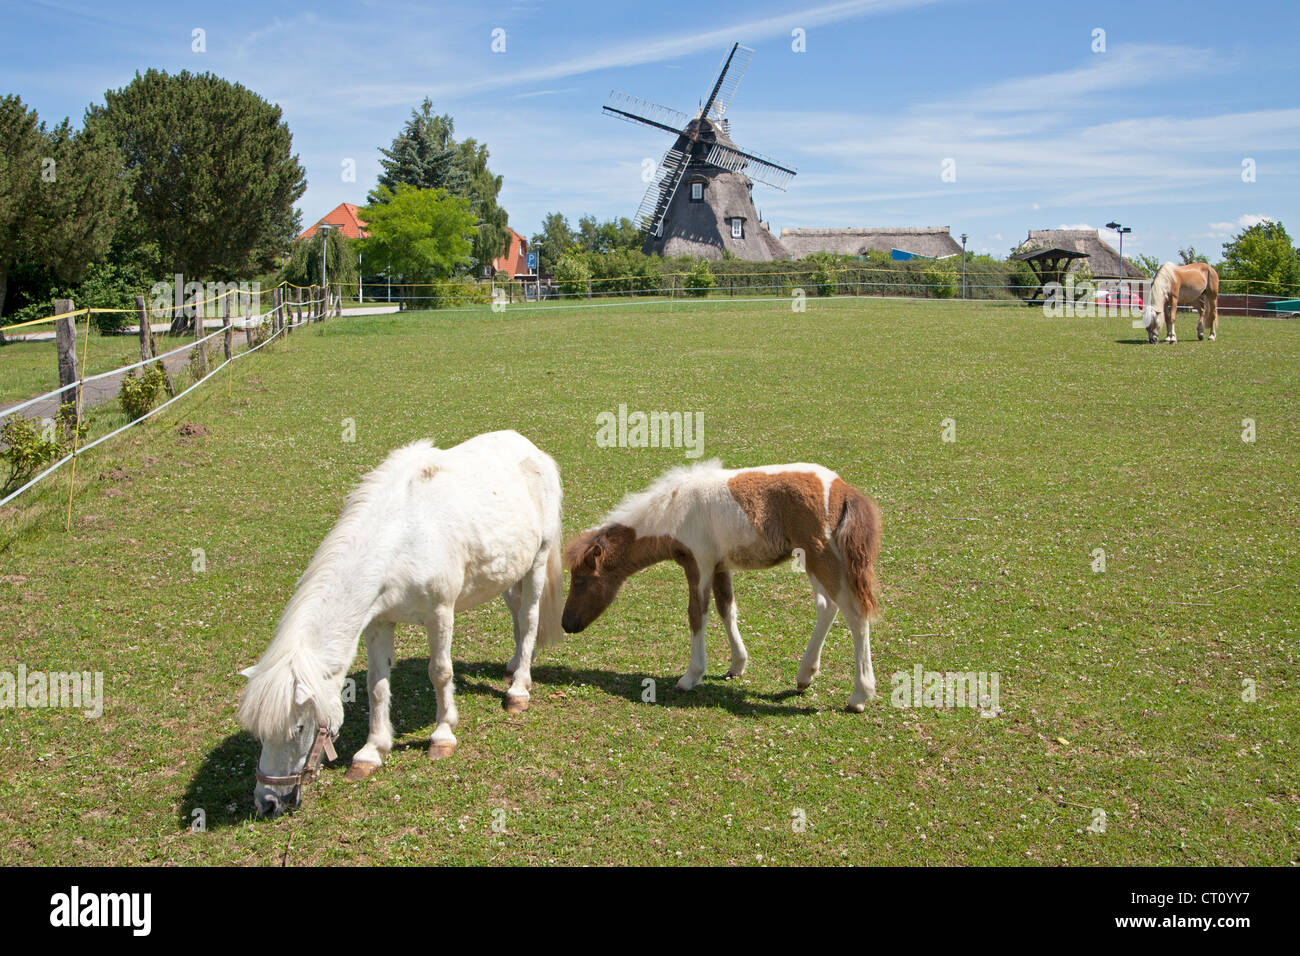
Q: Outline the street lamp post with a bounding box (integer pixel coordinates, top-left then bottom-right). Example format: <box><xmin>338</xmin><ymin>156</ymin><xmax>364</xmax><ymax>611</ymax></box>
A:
<box><xmin>1105</xmin><ymin>220</ymin><xmax>1131</xmax><ymax>297</ymax></box>
<box><xmin>318</xmin><ymin>223</ymin><xmax>335</xmax><ymax>313</ymax></box>
<box><xmin>960</xmin><ymin>233</ymin><xmax>968</xmax><ymax>299</ymax></box>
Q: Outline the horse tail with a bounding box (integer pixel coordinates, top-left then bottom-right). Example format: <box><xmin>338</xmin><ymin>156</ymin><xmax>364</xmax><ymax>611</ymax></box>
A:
<box><xmin>536</xmin><ymin>533</ymin><xmax>566</xmax><ymax>651</ymax></box>
<box><xmin>832</xmin><ymin>484</ymin><xmax>882</xmax><ymax>620</ymax></box>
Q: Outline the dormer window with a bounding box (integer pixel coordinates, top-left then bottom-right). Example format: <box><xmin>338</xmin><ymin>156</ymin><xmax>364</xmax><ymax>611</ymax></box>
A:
<box><xmin>730</xmin><ymin>218</ymin><xmax>744</xmax><ymax>239</ymax></box>
<box><xmin>689</xmin><ymin>181</ymin><xmax>704</xmax><ymax>202</ymax></box>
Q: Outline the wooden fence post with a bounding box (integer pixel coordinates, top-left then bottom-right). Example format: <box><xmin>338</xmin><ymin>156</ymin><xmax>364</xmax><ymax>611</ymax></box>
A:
<box><xmin>245</xmin><ymin>302</ymin><xmax>254</xmax><ymax>348</ymax></box>
<box><xmin>222</xmin><ymin>292</ymin><xmax>233</xmax><ymax>361</ymax></box>
<box><xmin>334</xmin><ymin>287</ymin><xmax>342</xmax><ymax>318</ymax></box>
<box><xmin>54</xmin><ymin>298</ymin><xmax>79</xmax><ymax>415</ymax></box>
<box><xmin>272</xmin><ymin>287</ymin><xmax>282</xmax><ymax>335</ymax></box>
<box><xmin>136</xmin><ymin>295</ymin><xmax>175</xmax><ymax>396</ymax></box>
<box><xmin>194</xmin><ymin>293</ymin><xmax>209</xmax><ymax>377</ymax></box>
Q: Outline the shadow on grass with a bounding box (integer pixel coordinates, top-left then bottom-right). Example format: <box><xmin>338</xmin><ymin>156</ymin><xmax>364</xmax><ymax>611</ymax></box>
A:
<box><xmin>182</xmin><ymin>654</ymin><xmax>818</xmax><ymax>830</ymax></box>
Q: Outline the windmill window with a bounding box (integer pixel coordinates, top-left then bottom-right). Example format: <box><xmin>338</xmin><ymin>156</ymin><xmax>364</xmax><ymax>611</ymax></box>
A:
<box><xmin>730</xmin><ymin>218</ymin><xmax>744</xmax><ymax>239</ymax></box>
<box><xmin>689</xmin><ymin>182</ymin><xmax>704</xmax><ymax>202</ymax></box>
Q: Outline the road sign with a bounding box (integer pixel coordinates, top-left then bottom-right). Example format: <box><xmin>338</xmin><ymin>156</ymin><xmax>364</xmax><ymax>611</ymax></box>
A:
<box><xmin>526</xmin><ymin>251</ymin><xmax>538</xmax><ymax>272</ymax></box>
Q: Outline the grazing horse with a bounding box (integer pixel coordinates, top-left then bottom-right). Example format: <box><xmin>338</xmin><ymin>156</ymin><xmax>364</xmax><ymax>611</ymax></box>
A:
<box><xmin>238</xmin><ymin>430</ymin><xmax>565</xmax><ymax>816</ymax></box>
<box><xmin>1143</xmin><ymin>262</ymin><xmax>1220</xmax><ymax>343</ymax></box>
<box><xmin>562</xmin><ymin>461</ymin><xmax>882</xmax><ymax>712</ymax></box>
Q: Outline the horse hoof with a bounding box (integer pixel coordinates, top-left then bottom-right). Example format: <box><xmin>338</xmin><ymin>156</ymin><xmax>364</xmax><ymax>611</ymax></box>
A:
<box><xmin>503</xmin><ymin>694</ymin><xmax>529</xmax><ymax>714</ymax></box>
<box><xmin>1209</xmin><ymin>334</ymin><xmax>1216</xmax><ymax>341</ymax></box>
<box><xmin>344</xmin><ymin>761</ymin><xmax>380</xmax><ymax>781</ymax></box>
<box><xmin>427</xmin><ymin>741</ymin><xmax>456</xmax><ymax>760</ymax></box>
<box><xmin>724</xmin><ymin>669</ymin><xmax>744</xmax><ymax>680</ymax></box>
<box><xmin>796</xmin><ymin>681</ymin><xmax>812</xmax><ymax>691</ymax></box>
<box><xmin>845</xmin><ymin>702</ymin><xmax>867</xmax><ymax>714</ymax></box>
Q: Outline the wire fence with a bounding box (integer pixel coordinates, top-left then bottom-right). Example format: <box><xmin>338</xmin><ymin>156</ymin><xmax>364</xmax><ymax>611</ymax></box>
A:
<box><xmin>0</xmin><ymin>286</ymin><xmax>328</xmax><ymax>511</ymax></box>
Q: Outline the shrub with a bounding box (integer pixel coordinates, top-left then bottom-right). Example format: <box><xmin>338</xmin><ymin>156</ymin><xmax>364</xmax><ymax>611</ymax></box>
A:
<box><xmin>923</xmin><ymin>264</ymin><xmax>958</xmax><ymax>299</ymax></box>
<box><xmin>807</xmin><ymin>254</ymin><xmax>839</xmax><ymax>297</ymax></box>
<box><xmin>1</xmin><ymin>403</ymin><xmax>86</xmax><ymax>494</ymax></box>
<box><xmin>119</xmin><ymin>363</ymin><xmax>168</xmax><ymax>420</ymax></box>
<box><xmin>554</xmin><ymin>254</ymin><xmax>592</xmax><ymax>298</ymax></box>
<box><xmin>684</xmin><ymin>260</ymin><xmax>715</xmax><ymax>297</ymax></box>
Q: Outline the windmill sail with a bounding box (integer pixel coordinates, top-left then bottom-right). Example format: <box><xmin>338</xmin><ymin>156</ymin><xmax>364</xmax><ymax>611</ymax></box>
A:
<box><xmin>635</xmin><ymin>147</ymin><xmax>691</xmax><ymax>235</ymax></box>
<box><xmin>703</xmin><ymin>142</ymin><xmax>796</xmax><ymax>191</ymax></box>
<box><xmin>603</xmin><ymin>91</ymin><xmax>692</xmax><ymax>136</ymax></box>
<box><xmin>702</xmin><ymin>43</ymin><xmax>754</xmax><ymax>121</ymax></box>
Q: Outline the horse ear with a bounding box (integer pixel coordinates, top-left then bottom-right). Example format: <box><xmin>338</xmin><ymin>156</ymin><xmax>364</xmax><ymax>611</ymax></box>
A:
<box><xmin>239</xmin><ymin>665</ymin><xmax>258</xmax><ymax>680</ymax></box>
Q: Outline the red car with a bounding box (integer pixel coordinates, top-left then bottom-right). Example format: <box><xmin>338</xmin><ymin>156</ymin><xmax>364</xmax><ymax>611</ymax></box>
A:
<box><xmin>1091</xmin><ymin>289</ymin><xmax>1144</xmax><ymax>310</ymax></box>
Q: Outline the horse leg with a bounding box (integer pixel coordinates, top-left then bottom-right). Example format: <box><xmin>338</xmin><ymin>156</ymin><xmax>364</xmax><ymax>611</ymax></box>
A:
<box><xmin>504</xmin><ymin>564</ymin><xmax>547</xmax><ymax>713</ymax></box>
<box><xmin>1197</xmin><ymin>293</ymin><xmax>1207</xmax><ymax>340</ymax></box>
<box><xmin>1206</xmin><ymin>293</ymin><xmax>1219</xmax><ymax>341</ymax></box>
<box><xmin>796</xmin><ymin>578</ymin><xmax>838</xmax><ymax>691</ymax></box>
<box><xmin>839</xmin><ymin>593</ymin><xmax>877</xmax><ymax>712</ymax></box>
<box><xmin>345</xmin><ymin>619</ymin><xmax>395</xmax><ymax>780</ymax></box>
<box><xmin>712</xmin><ymin>570</ymin><xmax>748</xmax><ymax>679</ymax></box>
<box><xmin>502</xmin><ymin>582</ymin><xmax>523</xmax><ymax>679</ymax></box>
<box><xmin>675</xmin><ymin>565</ymin><xmax>713</xmax><ymax>691</ymax></box>
<box><xmin>425</xmin><ymin>604</ymin><xmax>459</xmax><ymax>759</ymax></box>
<box><xmin>1166</xmin><ymin>302</ymin><xmax>1177</xmax><ymax>343</ymax></box>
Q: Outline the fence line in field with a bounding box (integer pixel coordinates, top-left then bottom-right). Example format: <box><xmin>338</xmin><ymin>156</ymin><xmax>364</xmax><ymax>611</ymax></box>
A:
<box><xmin>0</xmin><ymin>287</ymin><xmax>328</xmax><ymax>511</ymax></box>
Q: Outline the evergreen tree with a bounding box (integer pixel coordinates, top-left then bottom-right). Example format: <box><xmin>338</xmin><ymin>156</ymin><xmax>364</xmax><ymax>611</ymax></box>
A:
<box><xmin>85</xmin><ymin>69</ymin><xmax>307</xmax><ymax>330</ymax></box>
<box><xmin>370</xmin><ymin>99</ymin><xmax>469</xmax><ymax>200</ymax></box>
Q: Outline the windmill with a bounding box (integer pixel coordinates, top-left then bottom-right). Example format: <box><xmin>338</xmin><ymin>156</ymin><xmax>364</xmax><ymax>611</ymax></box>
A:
<box><xmin>603</xmin><ymin>43</ymin><xmax>796</xmax><ymax>261</ymax></box>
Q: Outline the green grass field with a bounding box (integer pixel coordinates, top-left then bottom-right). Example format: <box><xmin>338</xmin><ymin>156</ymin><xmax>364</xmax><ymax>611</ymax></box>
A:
<box><xmin>1</xmin><ymin>296</ymin><xmax>1296</xmax><ymax>865</ymax></box>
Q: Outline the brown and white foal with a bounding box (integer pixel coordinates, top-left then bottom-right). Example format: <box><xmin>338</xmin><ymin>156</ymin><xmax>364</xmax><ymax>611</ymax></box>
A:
<box><xmin>562</xmin><ymin>461</ymin><xmax>883</xmax><ymax>711</ymax></box>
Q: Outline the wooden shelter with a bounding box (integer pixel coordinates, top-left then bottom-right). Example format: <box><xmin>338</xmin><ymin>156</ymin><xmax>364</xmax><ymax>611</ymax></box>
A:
<box><xmin>1009</xmin><ymin>245</ymin><xmax>1091</xmax><ymax>304</ymax></box>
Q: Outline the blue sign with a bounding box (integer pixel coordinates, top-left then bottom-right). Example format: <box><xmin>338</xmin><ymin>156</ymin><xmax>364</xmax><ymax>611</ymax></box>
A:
<box><xmin>526</xmin><ymin>251</ymin><xmax>538</xmax><ymax>271</ymax></box>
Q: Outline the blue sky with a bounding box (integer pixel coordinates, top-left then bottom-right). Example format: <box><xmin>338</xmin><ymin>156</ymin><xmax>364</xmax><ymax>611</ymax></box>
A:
<box><xmin>3</xmin><ymin>0</ymin><xmax>1297</xmax><ymax>261</ymax></box>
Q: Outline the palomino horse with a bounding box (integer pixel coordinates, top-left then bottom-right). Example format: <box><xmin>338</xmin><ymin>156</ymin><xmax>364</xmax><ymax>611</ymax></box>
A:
<box><xmin>238</xmin><ymin>430</ymin><xmax>564</xmax><ymax>816</ymax></box>
<box><xmin>1143</xmin><ymin>261</ymin><xmax>1220</xmax><ymax>343</ymax></box>
<box><xmin>562</xmin><ymin>461</ymin><xmax>882</xmax><ymax>712</ymax></box>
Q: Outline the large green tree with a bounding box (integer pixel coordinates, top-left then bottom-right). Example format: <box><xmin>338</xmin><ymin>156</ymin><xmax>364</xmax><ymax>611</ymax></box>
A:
<box><xmin>0</xmin><ymin>95</ymin><xmax>46</xmax><ymax>326</ymax></box>
<box><xmin>370</xmin><ymin>100</ymin><xmax>509</xmax><ymax>274</ymax></box>
<box><xmin>86</xmin><ymin>69</ymin><xmax>306</xmax><ymax>328</ymax></box>
<box><xmin>359</xmin><ymin>185</ymin><xmax>475</xmax><ymax>305</ymax></box>
<box><xmin>1218</xmin><ymin>220</ymin><xmax>1300</xmax><ymax>293</ymax></box>
<box><xmin>0</xmin><ymin>96</ymin><xmax>130</xmax><ymax>339</ymax></box>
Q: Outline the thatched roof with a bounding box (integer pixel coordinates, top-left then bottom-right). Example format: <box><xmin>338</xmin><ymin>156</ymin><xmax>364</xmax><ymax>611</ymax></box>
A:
<box><xmin>779</xmin><ymin>226</ymin><xmax>962</xmax><ymax>260</ymax></box>
<box><xmin>1015</xmin><ymin>229</ymin><xmax>1144</xmax><ymax>279</ymax></box>
<box><xmin>645</xmin><ymin>166</ymin><xmax>789</xmax><ymax>261</ymax></box>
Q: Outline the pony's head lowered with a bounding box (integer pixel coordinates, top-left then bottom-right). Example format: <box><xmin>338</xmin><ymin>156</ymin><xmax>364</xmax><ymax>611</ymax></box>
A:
<box><xmin>1141</xmin><ymin>263</ymin><xmax>1177</xmax><ymax>342</ymax></box>
<box><xmin>561</xmin><ymin>525</ymin><xmax>639</xmax><ymax>634</ymax></box>
<box><xmin>237</xmin><ymin>650</ymin><xmax>344</xmax><ymax>817</ymax></box>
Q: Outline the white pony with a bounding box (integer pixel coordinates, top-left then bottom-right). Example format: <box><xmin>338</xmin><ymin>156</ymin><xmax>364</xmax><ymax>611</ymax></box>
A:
<box><xmin>238</xmin><ymin>430</ymin><xmax>564</xmax><ymax>816</ymax></box>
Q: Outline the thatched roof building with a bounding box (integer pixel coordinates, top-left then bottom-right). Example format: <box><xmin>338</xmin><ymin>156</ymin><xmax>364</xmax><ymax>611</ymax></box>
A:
<box><xmin>1015</xmin><ymin>229</ymin><xmax>1144</xmax><ymax>279</ymax></box>
<box><xmin>645</xmin><ymin>163</ymin><xmax>789</xmax><ymax>261</ymax></box>
<box><xmin>779</xmin><ymin>226</ymin><xmax>962</xmax><ymax>260</ymax></box>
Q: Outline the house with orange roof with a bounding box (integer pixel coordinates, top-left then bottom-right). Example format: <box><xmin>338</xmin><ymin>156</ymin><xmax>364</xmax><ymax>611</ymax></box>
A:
<box><xmin>299</xmin><ymin>203</ymin><xmax>369</xmax><ymax>241</ymax></box>
<box><xmin>493</xmin><ymin>228</ymin><xmax>533</xmax><ymax>277</ymax></box>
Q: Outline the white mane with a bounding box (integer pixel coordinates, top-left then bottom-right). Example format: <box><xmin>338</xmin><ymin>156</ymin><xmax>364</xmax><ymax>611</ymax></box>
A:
<box><xmin>602</xmin><ymin>458</ymin><xmax>724</xmax><ymax>533</ymax></box>
<box><xmin>238</xmin><ymin>439</ymin><xmax>444</xmax><ymax>740</ymax></box>
<box><xmin>1150</xmin><ymin>261</ymin><xmax>1178</xmax><ymax>309</ymax></box>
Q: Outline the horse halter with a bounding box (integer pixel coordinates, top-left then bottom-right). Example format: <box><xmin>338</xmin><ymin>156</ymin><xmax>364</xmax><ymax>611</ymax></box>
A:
<box><xmin>255</xmin><ymin>723</ymin><xmax>338</xmax><ymax>788</ymax></box>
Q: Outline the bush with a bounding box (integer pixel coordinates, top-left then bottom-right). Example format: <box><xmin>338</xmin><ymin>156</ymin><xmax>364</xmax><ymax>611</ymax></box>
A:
<box><xmin>430</xmin><ymin>280</ymin><xmax>489</xmax><ymax>309</ymax></box>
<box><xmin>553</xmin><ymin>254</ymin><xmax>592</xmax><ymax>298</ymax></box>
<box><xmin>807</xmin><ymin>254</ymin><xmax>839</xmax><ymax>296</ymax></box>
<box><xmin>922</xmin><ymin>264</ymin><xmax>958</xmax><ymax>299</ymax></box>
<box><xmin>1</xmin><ymin>403</ymin><xmax>86</xmax><ymax>494</ymax></box>
<box><xmin>118</xmin><ymin>363</ymin><xmax>168</xmax><ymax>420</ymax></box>
<box><xmin>684</xmin><ymin>260</ymin><xmax>715</xmax><ymax>297</ymax></box>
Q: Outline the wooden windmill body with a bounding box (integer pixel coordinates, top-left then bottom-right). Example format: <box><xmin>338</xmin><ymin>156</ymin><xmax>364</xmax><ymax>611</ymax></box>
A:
<box><xmin>603</xmin><ymin>44</ymin><xmax>796</xmax><ymax>261</ymax></box>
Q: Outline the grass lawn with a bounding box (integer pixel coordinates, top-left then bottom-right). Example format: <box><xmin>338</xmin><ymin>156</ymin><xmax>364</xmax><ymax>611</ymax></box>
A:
<box><xmin>0</xmin><ymin>296</ymin><xmax>1296</xmax><ymax>865</ymax></box>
